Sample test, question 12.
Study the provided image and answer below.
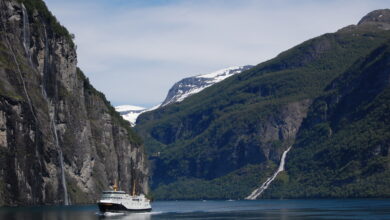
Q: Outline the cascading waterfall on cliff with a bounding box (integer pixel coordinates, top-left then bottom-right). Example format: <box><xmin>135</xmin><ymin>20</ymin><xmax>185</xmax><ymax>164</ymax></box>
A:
<box><xmin>21</xmin><ymin>4</ymin><xmax>31</xmax><ymax>64</ymax></box>
<box><xmin>0</xmin><ymin>2</ymin><xmax>36</xmax><ymax>122</ymax></box>
<box><xmin>43</xmin><ymin>28</ymin><xmax>49</xmax><ymax>78</ymax></box>
<box><xmin>49</xmin><ymin>106</ymin><xmax>69</xmax><ymax>206</ymax></box>
<box><xmin>43</xmin><ymin>88</ymin><xmax>69</xmax><ymax>205</ymax></box>
<box><xmin>41</xmin><ymin>28</ymin><xmax>70</xmax><ymax>206</ymax></box>
<box><xmin>246</xmin><ymin>146</ymin><xmax>292</xmax><ymax>200</ymax></box>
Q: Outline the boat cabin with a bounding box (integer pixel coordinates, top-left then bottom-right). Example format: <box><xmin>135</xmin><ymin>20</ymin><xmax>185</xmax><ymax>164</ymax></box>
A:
<box><xmin>100</xmin><ymin>191</ymin><xmax>126</xmax><ymax>199</ymax></box>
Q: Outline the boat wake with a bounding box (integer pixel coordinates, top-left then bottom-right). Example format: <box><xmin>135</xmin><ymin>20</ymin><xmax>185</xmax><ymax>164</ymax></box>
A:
<box><xmin>138</xmin><ymin>211</ymin><xmax>163</xmax><ymax>215</ymax></box>
<box><xmin>96</xmin><ymin>211</ymin><xmax>162</xmax><ymax>218</ymax></box>
<box><xmin>96</xmin><ymin>212</ymin><xmax>125</xmax><ymax>217</ymax></box>
<box><xmin>104</xmin><ymin>212</ymin><xmax>125</xmax><ymax>217</ymax></box>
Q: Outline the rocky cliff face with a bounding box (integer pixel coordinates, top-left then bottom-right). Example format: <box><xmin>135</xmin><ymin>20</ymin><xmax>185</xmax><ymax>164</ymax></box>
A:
<box><xmin>0</xmin><ymin>0</ymin><xmax>148</xmax><ymax>206</ymax></box>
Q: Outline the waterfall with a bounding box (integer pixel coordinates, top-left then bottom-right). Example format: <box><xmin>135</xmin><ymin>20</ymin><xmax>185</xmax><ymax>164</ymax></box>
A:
<box><xmin>245</xmin><ymin>146</ymin><xmax>292</xmax><ymax>200</ymax></box>
<box><xmin>0</xmin><ymin>3</ymin><xmax>36</xmax><ymax>122</ymax></box>
<box><xmin>49</xmin><ymin>107</ymin><xmax>69</xmax><ymax>206</ymax></box>
<box><xmin>21</xmin><ymin>4</ymin><xmax>32</xmax><ymax>64</ymax></box>
<box><xmin>41</xmin><ymin>28</ymin><xmax>69</xmax><ymax>206</ymax></box>
<box><xmin>42</xmin><ymin>84</ymin><xmax>70</xmax><ymax>206</ymax></box>
<box><xmin>43</xmin><ymin>28</ymin><xmax>49</xmax><ymax>76</ymax></box>
<box><xmin>1</xmin><ymin>1</ymin><xmax>69</xmax><ymax>205</ymax></box>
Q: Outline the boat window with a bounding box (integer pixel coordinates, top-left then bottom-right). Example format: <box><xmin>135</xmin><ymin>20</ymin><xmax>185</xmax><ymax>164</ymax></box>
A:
<box><xmin>132</xmin><ymin>199</ymin><xmax>140</xmax><ymax>201</ymax></box>
<box><xmin>101</xmin><ymin>194</ymin><xmax>124</xmax><ymax>199</ymax></box>
<box><xmin>102</xmin><ymin>191</ymin><xmax>125</xmax><ymax>194</ymax></box>
<box><xmin>101</xmin><ymin>196</ymin><xmax>122</xmax><ymax>199</ymax></box>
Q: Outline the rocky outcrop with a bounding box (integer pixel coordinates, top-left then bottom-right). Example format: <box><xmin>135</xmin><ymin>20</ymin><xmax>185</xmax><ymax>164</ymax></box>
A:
<box><xmin>358</xmin><ymin>9</ymin><xmax>390</xmax><ymax>30</ymax></box>
<box><xmin>258</xmin><ymin>100</ymin><xmax>311</xmax><ymax>159</ymax></box>
<box><xmin>0</xmin><ymin>0</ymin><xmax>148</xmax><ymax>206</ymax></box>
<box><xmin>339</xmin><ymin>9</ymin><xmax>390</xmax><ymax>33</ymax></box>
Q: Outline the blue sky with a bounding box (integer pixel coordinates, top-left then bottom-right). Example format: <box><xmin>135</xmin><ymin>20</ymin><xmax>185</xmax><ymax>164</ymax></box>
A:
<box><xmin>44</xmin><ymin>0</ymin><xmax>389</xmax><ymax>107</ymax></box>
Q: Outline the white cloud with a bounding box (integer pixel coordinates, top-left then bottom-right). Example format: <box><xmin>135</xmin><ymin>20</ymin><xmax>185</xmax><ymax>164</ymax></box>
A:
<box><xmin>44</xmin><ymin>0</ymin><xmax>389</xmax><ymax>107</ymax></box>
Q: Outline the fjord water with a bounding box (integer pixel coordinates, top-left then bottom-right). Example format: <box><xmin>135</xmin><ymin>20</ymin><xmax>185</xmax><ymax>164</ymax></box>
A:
<box><xmin>1</xmin><ymin>200</ymin><xmax>390</xmax><ymax>220</ymax></box>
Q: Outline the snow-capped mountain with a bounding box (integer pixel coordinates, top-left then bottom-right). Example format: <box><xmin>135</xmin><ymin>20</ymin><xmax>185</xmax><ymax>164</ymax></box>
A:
<box><xmin>161</xmin><ymin>65</ymin><xmax>253</xmax><ymax>106</ymax></box>
<box><xmin>116</xmin><ymin>65</ymin><xmax>253</xmax><ymax>126</ymax></box>
<box><xmin>115</xmin><ymin>105</ymin><xmax>147</xmax><ymax>126</ymax></box>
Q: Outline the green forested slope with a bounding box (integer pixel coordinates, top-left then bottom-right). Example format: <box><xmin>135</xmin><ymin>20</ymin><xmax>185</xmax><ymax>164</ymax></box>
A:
<box><xmin>264</xmin><ymin>40</ymin><xmax>390</xmax><ymax>198</ymax></box>
<box><xmin>136</xmin><ymin>10</ymin><xmax>390</xmax><ymax>199</ymax></box>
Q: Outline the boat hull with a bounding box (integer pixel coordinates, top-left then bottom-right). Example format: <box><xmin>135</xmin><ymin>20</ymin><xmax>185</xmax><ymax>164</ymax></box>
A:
<box><xmin>98</xmin><ymin>202</ymin><xmax>152</xmax><ymax>213</ymax></box>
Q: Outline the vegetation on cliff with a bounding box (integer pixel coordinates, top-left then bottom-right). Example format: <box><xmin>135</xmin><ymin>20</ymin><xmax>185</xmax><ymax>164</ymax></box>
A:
<box><xmin>17</xmin><ymin>0</ymin><xmax>75</xmax><ymax>48</ymax></box>
<box><xmin>264</xmin><ymin>40</ymin><xmax>390</xmax><ymax>198</ymax></box>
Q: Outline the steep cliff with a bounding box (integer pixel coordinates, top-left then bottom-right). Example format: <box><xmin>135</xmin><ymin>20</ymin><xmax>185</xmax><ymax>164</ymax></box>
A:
<box><xmin>0</xmin><ymin>0</ymin><xmax>148</xmax><ymax>206</ymax></box>
<box><xmin>136</xmin><ymin>9</ymin><xmax>390</xmax><ymax>199</ymax></box>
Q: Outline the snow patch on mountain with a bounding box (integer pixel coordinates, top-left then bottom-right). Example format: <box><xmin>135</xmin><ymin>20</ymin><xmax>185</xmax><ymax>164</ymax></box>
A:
<box><xmin>115</xmin><ymin>105</ymin><xmax>147</xmax><ymax>126</ymax></box>
<box><xmin>116</xmin><ymin>105</ymin><xmax>146</xmax><ymax>112</ymax></box>
<box><xmin>161</xmin><ymin>65</ymin><xmax>253</xmax><ymax>106</ymax></box>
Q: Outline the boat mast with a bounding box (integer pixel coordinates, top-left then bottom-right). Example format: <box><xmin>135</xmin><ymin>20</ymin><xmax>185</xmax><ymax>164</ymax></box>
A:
<box><xmin>114</xmin><ymin>179</ymin><xmax>118</xmax><ymax>192</ymax></box>
<box><xmin>131</xmin><ymin>159</ymin><xmax>136</xmax><ymax>196</ymax></box>
<box><xmin>132</xmin><ymin>179</ymin><xmax>136</xmax><ymax>196</ymax></box>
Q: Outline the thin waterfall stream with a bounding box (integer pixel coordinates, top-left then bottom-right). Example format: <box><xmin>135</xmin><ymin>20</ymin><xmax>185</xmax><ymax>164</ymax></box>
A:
<box><xmin>21</xmin><ymin>4</ymin><xmax>31</xmax><ymax>64</ymax></box>
<box><xmin>0</xmin><ymin>2</ymin><xmax>36</xmax><ymax>122</ymax></box>
<box><xmin>41</xmin><ymin>27</ymin><xmax>70</xmax><ymax>205</ymax></box>
<box><xmin>22</xmin><ymin>3</ymin><xmax>69</xmax><ymax>205</ymax></box>
<box><xmin>246</xmin><ymin>146</ymin><xmax>292</xmax><ymax>200</ymax></box>
<box><xmin>49</xmin><ymin>104</ymin><xmax>69</xmax><ymax>206</ymax></box>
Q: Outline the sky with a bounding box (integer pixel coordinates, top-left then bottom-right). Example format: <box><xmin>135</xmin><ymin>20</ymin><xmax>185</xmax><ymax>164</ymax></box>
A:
<box><xmin>44</xmin><ymin>0</ymin><xmax>389</xmax><ymax>107</ymax></box>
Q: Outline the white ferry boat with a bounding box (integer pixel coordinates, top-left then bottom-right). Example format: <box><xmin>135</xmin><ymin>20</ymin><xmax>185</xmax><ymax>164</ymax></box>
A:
<box><xmin>97</xmin><ymin>184</ymin><xmax>151</xmax><ymax>212</ymax></box>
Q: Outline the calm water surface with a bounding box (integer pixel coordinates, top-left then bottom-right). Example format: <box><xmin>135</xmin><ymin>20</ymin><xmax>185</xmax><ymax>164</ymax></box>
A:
<box><xmin>1</xmin><ymin>199</ymin><xmax>390</xmax><ymax>220</ymax></box>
